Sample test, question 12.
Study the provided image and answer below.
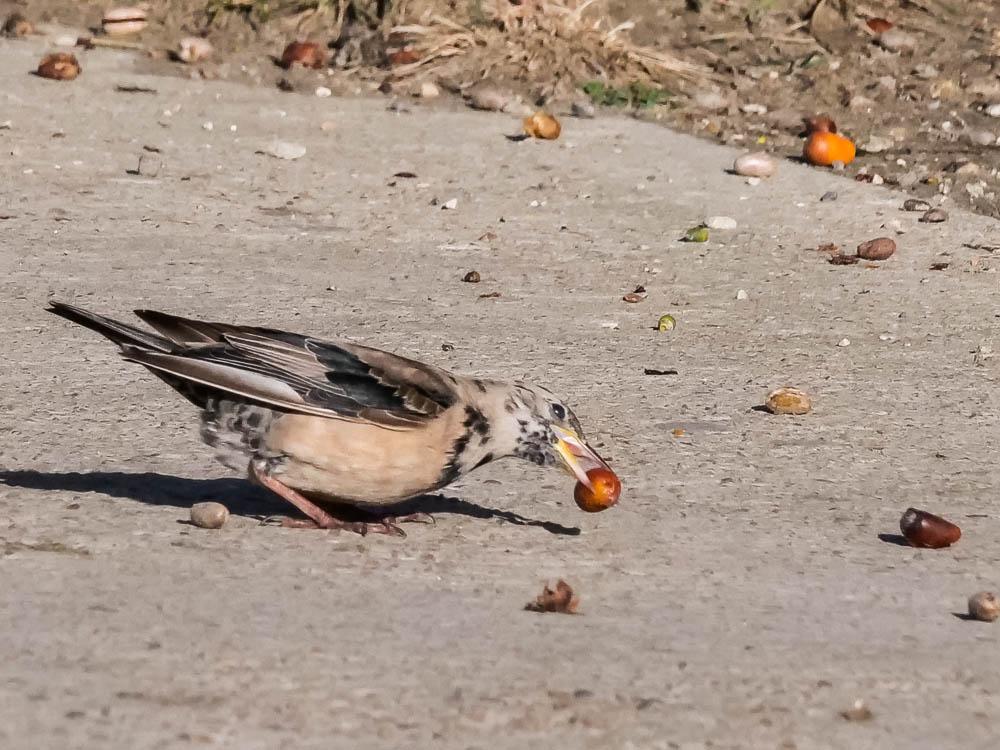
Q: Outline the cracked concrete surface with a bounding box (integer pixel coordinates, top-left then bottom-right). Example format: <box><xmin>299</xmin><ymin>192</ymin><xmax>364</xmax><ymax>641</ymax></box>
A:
<box><xmin>2</xmin><ymin>38</ymin><xmax>1000</xmax><ymax>750</ymax></box>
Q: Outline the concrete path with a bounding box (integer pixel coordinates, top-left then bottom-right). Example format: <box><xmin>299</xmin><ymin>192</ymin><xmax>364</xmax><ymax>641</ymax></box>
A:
<box><xmin>2</xmin><ymin>38</ymin><xmax>999</xmax><ymax>750</ymax></box>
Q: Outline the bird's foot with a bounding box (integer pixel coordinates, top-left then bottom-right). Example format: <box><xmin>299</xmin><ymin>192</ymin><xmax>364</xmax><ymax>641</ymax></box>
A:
<box><xmin>364</xmin><ymin>510</ymin><xmax>435</xmax><ymax>537</ymax></box>
<box><xmin>260</xmin><ymin>511</ymin><xmax>432</xmax><ymax>537</ymax></box>
<box><xmin>266</xmin><ymin>515</ymin><xmax>401</xmax><ymax>536</ymax></box>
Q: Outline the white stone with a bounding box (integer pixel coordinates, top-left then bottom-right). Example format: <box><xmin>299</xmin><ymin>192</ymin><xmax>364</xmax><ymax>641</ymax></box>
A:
<box><xmin>705</xmin><ymin>216</ymin><xmax>738</xmax><ymax>230</ymax></box>
<box><xmin>693</xmin><ymin>89</ymin><xmax>727</xmax><ymax>112</ymax></box>
<box><xmin>967</xmin><ymin>129</ymin><xmax>997</xmax><ymax>146</ymax></box>
<box><xmin>860</xmin><ymin>135</ymin><xmax>893</xmax><ymax>153</ymax></box>
<box><xmin>876</xmin><ymin>30</ymin><xmax>916</xmax><ymax>53</ymax></box>
<box><xmin>733</xmin><ymin>152</ymin><xmax>777</xmax><ymax>178</ymax></box>
<box><xmin>265</xmin><ymin>141</ymin><xmax>306</xmax><ymax>160</ymax></box>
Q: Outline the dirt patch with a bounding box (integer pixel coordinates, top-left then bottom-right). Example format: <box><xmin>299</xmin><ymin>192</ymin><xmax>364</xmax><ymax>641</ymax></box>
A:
<box><xmin>5</xmin><ymin>0</ymin><xmax>1000</xmax><ymax>218</ymax></box>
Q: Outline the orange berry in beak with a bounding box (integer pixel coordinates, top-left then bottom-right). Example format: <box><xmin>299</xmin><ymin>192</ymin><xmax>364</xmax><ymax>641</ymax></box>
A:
<box><xmin>574</xmin><ymin>467</ymin><xmax>621</xmax><ymax>512</ymax></box>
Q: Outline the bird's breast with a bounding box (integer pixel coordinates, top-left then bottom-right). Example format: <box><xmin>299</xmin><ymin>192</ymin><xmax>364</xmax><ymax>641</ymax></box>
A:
<box><xmin>264</xmin><ymin>410</ymin><xmax>460</xmax><ymax>505</ymax></box>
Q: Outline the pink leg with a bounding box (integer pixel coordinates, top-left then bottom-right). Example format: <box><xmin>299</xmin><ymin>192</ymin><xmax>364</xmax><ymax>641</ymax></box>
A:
<box><xmin>248</xmin><ymin>464</ymin><xmax>403</xmax><ymax>537</ymax></box>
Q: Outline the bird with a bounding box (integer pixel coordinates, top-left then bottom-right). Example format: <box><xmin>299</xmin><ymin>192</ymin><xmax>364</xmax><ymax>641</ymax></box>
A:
<box><xmin>47</xmin><ymin>301</ymin><xmax>614</xmax><ymax>535</ymax></box>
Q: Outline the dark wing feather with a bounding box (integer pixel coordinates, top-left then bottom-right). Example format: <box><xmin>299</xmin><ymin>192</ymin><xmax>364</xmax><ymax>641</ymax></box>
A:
<box><xmin>66</xmin><ymin>306</ymin><xmax>458</xmax><ymax>428</ymax></box>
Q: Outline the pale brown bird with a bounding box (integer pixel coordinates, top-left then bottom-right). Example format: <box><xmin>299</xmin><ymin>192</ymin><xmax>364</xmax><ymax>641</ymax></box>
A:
<box><xmin>48</xmin><ymin>301</ymin><xmax>615</xmax><ymax>535</ymax></box>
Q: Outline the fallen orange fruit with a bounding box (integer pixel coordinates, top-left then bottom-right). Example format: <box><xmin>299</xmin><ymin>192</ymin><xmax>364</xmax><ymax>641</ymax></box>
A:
<box><xmin>804</xmin><ymin>131</ymin><xmax>856</xmax><ymax>167</ymax></box>
<box><xmin>523</xmin><ymin>111</ymin><xmax>561</xmax><ymax>140</ymax></box>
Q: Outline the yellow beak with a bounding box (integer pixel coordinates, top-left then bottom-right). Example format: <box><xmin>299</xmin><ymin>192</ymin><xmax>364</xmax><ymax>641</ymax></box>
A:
<box><xmin>553</xmin><ymin>425</ymin><xmax>611</xmax><ymax>490</ymax></box>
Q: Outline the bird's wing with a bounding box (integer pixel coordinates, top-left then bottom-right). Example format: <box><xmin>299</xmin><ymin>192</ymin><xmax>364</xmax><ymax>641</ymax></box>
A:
<box><xmin>52</xmin><ymin>304</ymin><xmax>458</xmax><ymax>428</ymax></box>
<box><xmin>135</xmin><ymin>308</ymin><xmax>458</xmax><ymax>419</ymax></box>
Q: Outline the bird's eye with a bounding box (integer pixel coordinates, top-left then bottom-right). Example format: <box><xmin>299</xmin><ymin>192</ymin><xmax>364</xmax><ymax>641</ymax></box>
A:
<box><xmin>550</xmin><ymin>403</ymin><xmax>566</xmax><ymax>420</ymax></box>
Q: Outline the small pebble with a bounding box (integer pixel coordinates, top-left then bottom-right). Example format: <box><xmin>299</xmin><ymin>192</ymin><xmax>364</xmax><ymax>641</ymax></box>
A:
<box><xmin>732</xmin><ymin>152</ymin><xmax>777</xmax><ymax>178</ymax></box>
<box><xmin>419</xmin><ymin>81</ymin><xmax>440</xmax><ymax>99</ymax></box>
<box><xmin>178</xmin><ymin>36</ymin><xmax>213</xmax><ymax>64</ymax></box>
<box><xmin>876</xmin><ymin>29</ymin><xmax>916</xmax><ymax>53</ymax></box>
<box><xmin>189</xmin><ymin>502</ymin><xmax>229</xmax><ymax>529</ymax></box>
<box><xmin>570</xmin><ymin>100</ymin><xmax>595</xmax><ymax>118</ymax></box>
<box><xmin>967</xmin><ymin>592</ymin><xmax>1000</xmax><ymax>622</ymax></box>
<box><xmin>692</xmin><ymin>89</ymin><xmax>727</xmax><ymax>112</ymax></box>
<box><xmin>902</xmin><ymin>198</ymin><xmax>931</xmax><ymax>212</ymax></box>
<box><xmin>967</xmin><ymin>129</ymin><xmax>997</xmax><ymax>147</ymax></box>
<box><xmin>819</xmin><ymin>191</ymin><xmax>838</xmax><ymax>202</ymax></box>
<box><xmin>919</xmin><ymin>208</ymin><xmax>949</xmax><ymax>223</ymax></box>
<box><xmin>745</xmin><ymin>176</ymin><xmax>761</xmax><ymax>186</ymax></box>
<box><xmin>315</xmin><ymin>86</ymin><xmax>332</xmax><ymax>98</ymax></box>
<box><xmin>966</xmin><ymin>77</ymin><xmax>1000</xmax><ymax>98</ymax></box>
<box><xmin>837</xmin><ymin>338</ymin><xmax>851</xmax><ymax>347</ymax></box>
<box><xmin>465</xmin><ymin>85</ymin><xmax>509</xmax><ymax>112</ymax></box>
<box><xmin>442</xmin><ymin>198</ymin><xmax>458</xmax><ymax>210</ymax></box>
<box><xmin>202</xmin><ymin>121</ymin><xmax>214</xmax><ymax>131</ymax></box>
<box><xmin>860</xmin><ymin>135</ymin><xmax>893</xmax><ymax>153</ymax></box>
<box><xmin>986</xmin><ymin>103</ymin><xmax>1000</xmax><ymax>118</ymax></box>
<box><xmin>705</xmin><ymin>216</ymin><xmax>737</xmax><ymax>230</ymax></box>
<box><xmin>265</xmin><ymin>140</ymin><xmax>306</xmax><ymax>160</ymax></box>
<box><xmin>735</xmin><ymin>289</ymin><xmax>748</xmax><ymax>301</ymax></box>
<box><xmin>840</xmin><ymin>699</ymin><xmax>874</xmax><ymax>722</ymax></box>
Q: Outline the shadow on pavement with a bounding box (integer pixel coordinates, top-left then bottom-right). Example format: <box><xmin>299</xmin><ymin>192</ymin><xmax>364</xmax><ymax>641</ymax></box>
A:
<box><xmin>0</xmin><ymin>469</ymin><xmax>580</xmax><ymax>536</ymax></box>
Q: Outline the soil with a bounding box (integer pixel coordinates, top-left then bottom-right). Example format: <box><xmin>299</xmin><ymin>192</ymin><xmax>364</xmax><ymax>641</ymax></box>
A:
<box><xmin>2</xmin><ymin>4</ymin><xmax>1000</xmax><ymax>749</ymax></box>
<box><xmin>6</xmin><ymin>1</ymin><xmax>1000</xmax><ymax>220</ymax></box>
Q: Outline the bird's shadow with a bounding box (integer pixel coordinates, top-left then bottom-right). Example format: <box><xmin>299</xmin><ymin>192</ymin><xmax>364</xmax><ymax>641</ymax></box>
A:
<box><xmin>0</xmin><ymin>469</ymin><xmax>580</xmax><ymax>536</ymax></box>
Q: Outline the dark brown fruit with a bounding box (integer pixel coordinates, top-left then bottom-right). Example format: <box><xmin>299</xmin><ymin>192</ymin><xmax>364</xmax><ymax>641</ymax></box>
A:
<box><xmin>856</xmin><ymin>237</ymin><xmax>896</xmax><ymax>261</ymax></box>
<box><xmin>803</xmin><ymin>114</ymin><xmax>837</xmax><ymax>135</ymax></box>
<box><xmin>36</xmin><ymin>52</ymin><xmax>80</xmax><ymax>81</ymax></box>
<box><xmin>899</xmin><ymin>507</ymin><xmax>961</xmax><ymax>549</ymax></box>
<box><xmin>866</xmin><ymin>17</ymin><xmax>894</xmax><ymax>33</ymax></box>
<box><xmin>280</xmin><ymin>41</ymin><xmax>326</xmax><ymax>70</ymax></box>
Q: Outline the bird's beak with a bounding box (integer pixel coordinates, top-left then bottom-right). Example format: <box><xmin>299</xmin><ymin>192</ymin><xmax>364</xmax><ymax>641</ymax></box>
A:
<box><xmin>553</xmin><ymin>426</ymin><xmax>611</xmax><ymax>490</ymax></box>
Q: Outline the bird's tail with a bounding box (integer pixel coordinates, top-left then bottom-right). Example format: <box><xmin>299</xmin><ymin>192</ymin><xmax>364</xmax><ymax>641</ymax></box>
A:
<box><xmin>47</xmin><ymin>300</ymin><xmax>173</xmax><ymax>352</ymax></box>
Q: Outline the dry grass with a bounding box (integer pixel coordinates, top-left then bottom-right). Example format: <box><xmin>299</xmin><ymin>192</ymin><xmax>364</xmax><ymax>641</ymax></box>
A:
<box><xmin>384</xmin><ymin>0</ymin><xmax>714</xmax><ymax>99</ymax></box>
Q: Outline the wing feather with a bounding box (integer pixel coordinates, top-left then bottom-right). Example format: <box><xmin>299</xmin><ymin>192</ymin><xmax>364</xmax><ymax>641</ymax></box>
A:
<box><xmin>121</xmin><ymin>309</ymin><xmax>459</xmax><ymax>427</ymax></box>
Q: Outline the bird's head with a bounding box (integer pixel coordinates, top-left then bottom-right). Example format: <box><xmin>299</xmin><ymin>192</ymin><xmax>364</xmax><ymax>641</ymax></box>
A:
<box><xmin>488</xmin><ymin>383</ymin><xmax>613</xmax><ymax>491</ymax></box>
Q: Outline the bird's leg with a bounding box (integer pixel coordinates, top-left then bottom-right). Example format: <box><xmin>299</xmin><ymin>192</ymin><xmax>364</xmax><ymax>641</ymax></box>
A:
<box><xmin>248</xmin><ymin>463</ymin><xmax>402</xmax><ymax>536</ymax></box>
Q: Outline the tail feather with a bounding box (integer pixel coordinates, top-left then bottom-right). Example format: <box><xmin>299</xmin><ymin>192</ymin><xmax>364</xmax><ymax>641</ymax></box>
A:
<box><xmin>47</xmin><ymin>301</ymin><xmax>173</xmax><ymax>352</ymax></box>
